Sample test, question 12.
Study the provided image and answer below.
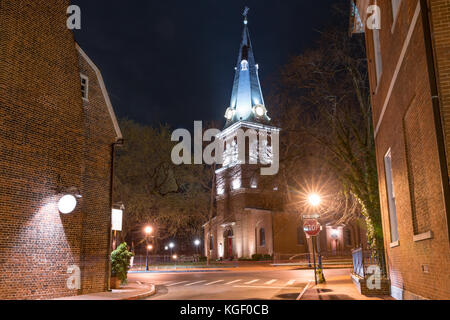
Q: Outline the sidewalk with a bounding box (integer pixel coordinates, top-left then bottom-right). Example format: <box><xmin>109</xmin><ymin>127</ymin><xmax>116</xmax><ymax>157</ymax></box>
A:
<box><xmin>54</xmin><ymin>282</ymin><xmax>156</xmax><ymax>300</ymax></box>
<box><xmin>299</xmin><ymin>275</ymin><xmax>394</xmax><ymax>300</ymax></box>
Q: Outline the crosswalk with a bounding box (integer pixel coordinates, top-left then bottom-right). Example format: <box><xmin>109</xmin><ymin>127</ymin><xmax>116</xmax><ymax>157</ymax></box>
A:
<box><xmin>162</xmin><ymin>278</ymin><xmax>302</xmax><ymax>289</ymax></box>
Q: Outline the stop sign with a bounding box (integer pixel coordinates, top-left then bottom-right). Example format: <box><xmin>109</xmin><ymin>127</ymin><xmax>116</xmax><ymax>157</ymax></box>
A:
<box><xmin>303</xmin><ymin>219</ymin><xmax>321</xmax><ymax>236</ymax></box>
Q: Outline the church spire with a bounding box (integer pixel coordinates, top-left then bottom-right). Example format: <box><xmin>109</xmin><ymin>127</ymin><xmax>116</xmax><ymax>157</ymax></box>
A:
<box><xmin>224</xmin><ymin>8</ymin><xmax>270</xmax><ymax>128</ymax></box>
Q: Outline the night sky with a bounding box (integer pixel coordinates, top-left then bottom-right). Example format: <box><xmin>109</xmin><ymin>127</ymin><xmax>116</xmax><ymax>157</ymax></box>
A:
<box><xmin>72</xmin><ymin>0</ymin><xmax>337</xmax><ymax>130</ymax></box>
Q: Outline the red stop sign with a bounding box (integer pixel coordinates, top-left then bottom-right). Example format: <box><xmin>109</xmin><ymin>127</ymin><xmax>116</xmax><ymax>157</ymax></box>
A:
<box><xmin>303</xmin><ymin>219</ymin><xmax>321</xmax><ymax>236</ymax></box>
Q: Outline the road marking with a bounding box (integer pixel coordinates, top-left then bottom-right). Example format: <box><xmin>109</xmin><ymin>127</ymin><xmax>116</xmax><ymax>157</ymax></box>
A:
<box><xmin>184</xmin><ymin>280</ymin><xmax>208</xmax><ymax>286</ymax></box>
<box><xmin>296</xmin><ymin>280</ymin><xmax>314</xmax><ymax>300</ymax></box>
<box><xmin>265</xmin><ymin>279</ymin><xmax>277</xmax><ymax>285</ymax></box>
<box><xmin>286</xmin><ymin>280</ymin><xmax>296</xmax><ymax>286</ymax></box>
<box><xmin>166</xmin><ymin>281</ymin><xmax>188</xmax><ymax>287</ymax></box>
<box><xmin>244</xmin><ymin>279</ymin><xmax>259</xmax><ymax>285</ymax></box>
<box><xmin>204</xmin><ymin>280</ymin><xmax>224</xmax><ymax>286</ymax></box>
<box><xmin>225</xmin><ymin>279</ymin><xmax>242</xmax><ymax>285</ymax></box>
<box><xmin>234</xmin><ymin>285</ymin><xmax>304</xmax><ymax>290</ymax></box>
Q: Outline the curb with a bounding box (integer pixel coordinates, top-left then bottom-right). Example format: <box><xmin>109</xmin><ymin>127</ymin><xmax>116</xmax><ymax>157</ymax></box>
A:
<box><xmin>122</xmin><ymin>284</ymin><xmax>156</xmax><ymax>300</ymax></box>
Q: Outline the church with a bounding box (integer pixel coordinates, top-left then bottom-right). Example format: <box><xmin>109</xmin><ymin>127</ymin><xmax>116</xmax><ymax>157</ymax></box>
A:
<box><xmin>203</xmin><ymin>11</ymin><xmax>365</xmax><ymax>261</ymax></box>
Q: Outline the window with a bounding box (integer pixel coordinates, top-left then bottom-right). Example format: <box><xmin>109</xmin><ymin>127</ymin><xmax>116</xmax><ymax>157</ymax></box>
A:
<box><xmin>259</xmin><ymin>228</ymin><xmax>265</xmax><ymax>246</ymax></box>
<box><xmin>209</xmin><ymin>235</ymin><xmax>214</xmax><ymax>250</ymax></box>
<box><xmin>297</xmin><ymin>226</ymin><xmax>305</xmax><ymax>245</ymax></box>
<box><xmin>80</xmin><ymin>74</ymin><xmax>89</xmax><ymax>101</ymax></box>
<box><xmin>372</xmin><ymin>29</ymin><xmax>383</xmax><ymax>85</ymax></box>
<box><xmin>344</xmin><ymin>228</ymin><xmax>352</xmax><ymax>246</ymax></box>
<box><xmin>384</xmin><ymin>149</ymin><xmax>399</xmax><ymax>243</ymax></box>
<box><xmin>391</xmin><ymin>0</ymin><xmax>401</xmax><ymax>21</ymax></box>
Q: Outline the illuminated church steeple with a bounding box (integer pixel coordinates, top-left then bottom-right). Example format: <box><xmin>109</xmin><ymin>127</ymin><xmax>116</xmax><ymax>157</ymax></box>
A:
<box><xmin>224</xmin><ymin>7</ymin><xmax>270</xmax><ymax>128</ymax></box>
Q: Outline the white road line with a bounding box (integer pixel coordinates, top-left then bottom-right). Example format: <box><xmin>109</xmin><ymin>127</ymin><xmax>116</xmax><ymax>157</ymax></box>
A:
<box><xmin>225</xmin><ymin>279</ymin><xmax>242</xmax><ymax>285</ymax></box>
<box><xmin>265</xmin><ymin>279</ymin><xmax>277</xmax><ymax>285</ymax></box>
<box><xmin>204</xmin><ymin>280</ymin><xmax>224</xmax><ymax>286</ymax></box>
<box><xmin>234</xmin><ymin>285</ymin><xmax>304</xmax><ymax>290</ymax></box>
<box><xmin>244</xmin><ymin>279</ymin><xmax>260</xmax><ymax>285</ymax></box>
<box><xmin>297</xmin><ymin>280</ymin><xmax>314</xmax><ymax>300</ymax></box>
<box><xmin>184</xmin><ymin>280</ymin><xmax>208</xmax><ymax>286</ymax></box>
<box><xmin>286</xmin><ymin>280</ymin><xmax>296</xmax><ymax>286</ymax></box>
<box><xmin>166</xmin><ymin>281</ymin><xmax>188</xmax><ymax>287</ymax></box>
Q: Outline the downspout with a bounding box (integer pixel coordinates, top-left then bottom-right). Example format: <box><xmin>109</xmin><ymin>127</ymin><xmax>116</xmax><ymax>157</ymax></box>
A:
<box><xmin>420</xmin><ymin>0</ymin><xmax>450</xmax><ymax>242</ymax></box>
<box><xmin>106</xmin><ymin>138</ymin><xmax>124</xmax><ymax>291</ymax></box>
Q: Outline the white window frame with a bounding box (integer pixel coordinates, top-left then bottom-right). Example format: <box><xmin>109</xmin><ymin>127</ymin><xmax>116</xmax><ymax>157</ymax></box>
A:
<box><xmin>391</xmin><ymin>0</ymin><xmax>402</xmax><ymax>33</ymax></box>
<box><xmin>384</xmin><ymin>149</ymin><xmax>399</xmax><ymax>244</ymax></box>
<box><xmin>80</xmin><ymin>73</ymin><xmax>89</xmax><ymax>101</ymax></box>
<box><xmin>372</xmin><ymin>29</ymin><xmax>383</xmax><ymax>87</ymax></box>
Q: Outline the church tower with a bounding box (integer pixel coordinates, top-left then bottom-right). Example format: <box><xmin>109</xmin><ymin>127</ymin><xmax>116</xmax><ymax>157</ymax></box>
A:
<box><xmin>204</xmin><ymin>9</ymin><xmax>282</xmax><ymax>260</ymax></box>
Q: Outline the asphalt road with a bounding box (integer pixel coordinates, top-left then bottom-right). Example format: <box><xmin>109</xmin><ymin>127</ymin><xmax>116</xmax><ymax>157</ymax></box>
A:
<box><xmin>128</xmin><ymin>268</ymin><xmax>350</xmax><ymax>300</ymax></box>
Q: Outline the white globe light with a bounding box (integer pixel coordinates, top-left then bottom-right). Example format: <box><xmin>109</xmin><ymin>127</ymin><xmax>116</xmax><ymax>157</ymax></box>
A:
<box><xmin>58</xmin><ymin>195</ymin><xmax>77</xmax><ymax>214</ymax></box>
<box><xmin>169</xmin><ymin>242</ymin><xmax>175</xmax><ymax>248</ymax></box>
<box><xmin>308</xmin><ymin>194</ymin><xmax>321</xmax><ymax>207</ymax></box>
<box><xmin>194</xmin><ymin>239</ymin><xmax>201</xmax><ymax>246</ymax></box>
<box><xmin>225</xmin><ymin>108</ymin><xmax>234</xmax><ymax>120</ymax></box>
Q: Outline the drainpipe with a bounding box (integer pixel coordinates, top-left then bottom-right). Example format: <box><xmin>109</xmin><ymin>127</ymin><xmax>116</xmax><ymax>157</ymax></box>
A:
<box><xmin>420</xmin><ymin>0</ymin><xmax>450</xmax><ymax>242</ymax></box>
<box><xmin>106</xmin><ymin>138</ymin><xmax>124</xmax><ymax>291</ymax></box>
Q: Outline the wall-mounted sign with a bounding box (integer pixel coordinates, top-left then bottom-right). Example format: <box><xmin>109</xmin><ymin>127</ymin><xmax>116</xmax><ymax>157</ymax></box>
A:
<box><xmin>111</xmin><ymin>208</ymin><xmax>123</xmax><ymax>231</ymax></box>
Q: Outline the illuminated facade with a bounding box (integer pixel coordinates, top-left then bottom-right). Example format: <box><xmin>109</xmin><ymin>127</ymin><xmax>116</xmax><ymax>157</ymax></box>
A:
<box><xmin>203</xmin><ymin>12</ymin><xmax>362</xmax><ymax>261</ymax></box>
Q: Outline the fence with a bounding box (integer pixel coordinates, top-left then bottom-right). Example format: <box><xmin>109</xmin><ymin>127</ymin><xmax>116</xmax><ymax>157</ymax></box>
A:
<box><xmin>352</xmin><ymin>248</ymin><xmax>387</xmax><ymax>278</ymax></box>
<box><xmin>130</xmin><ymin>255</ymin><xmax>201</xmax><ymax>271</ymax></box>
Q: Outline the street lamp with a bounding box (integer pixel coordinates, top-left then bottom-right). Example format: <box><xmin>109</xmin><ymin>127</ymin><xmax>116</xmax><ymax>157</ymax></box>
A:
<box><xmin>169</xmin><ymin>242</ymin><xmax>175</xmax><ymax>256</ymax></box>
<box><xmin>144</xmin><ymin>226</ymin><xmax>153</xmax><ymax>235</ymax></box>
<box><xmin>194</xmin><ymin>239</ymin><xmax>201</xmax><ymax>256</ymax></box>
<box><xmin>308</xmin><ymin>193</ymin><xmax>322</xmax><ymax>207</ymax></box>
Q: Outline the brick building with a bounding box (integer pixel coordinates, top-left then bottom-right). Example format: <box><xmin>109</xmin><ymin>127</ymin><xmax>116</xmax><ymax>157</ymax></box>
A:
<box><xmin>0</xmin><ymin>1</ymin><xmax>122</xmax><ymax>299</ymax></box>
<box><xmin>204</xmin><ymin>13</ymin><xmax>364</xmax><ymax>261</ymax></box>
<box><xmin>351</xmin><ymin>0</ymin><xmax>450</xmax><ymax>299</ymax></box>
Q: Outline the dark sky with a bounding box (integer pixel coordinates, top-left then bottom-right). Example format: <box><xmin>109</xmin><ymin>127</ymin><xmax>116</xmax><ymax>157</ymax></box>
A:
<box><xmin>72</xmin><ymin>0</ymin><xmax>337</xmax><ymax>130</ymax></box>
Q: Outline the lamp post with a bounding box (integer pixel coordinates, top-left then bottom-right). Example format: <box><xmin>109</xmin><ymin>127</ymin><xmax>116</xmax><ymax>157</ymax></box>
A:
<box><xmin>169</xmin><ymin>242</ymin><xmax>175</xmax><ymax>256</ymax></box>
<box><xmin>146</xmin><ymin>244</ymin><xmax>153</xmax><ymax>271</ymax></box>
<box><xmin>144</xmin><ymin>226</ymin><xmax>153</xmax><ymax>271</ymax></box>
<box><xmin>306</xmin><ymin>193</ymin><xmax>323</xmax><ymax>285</ymax></box>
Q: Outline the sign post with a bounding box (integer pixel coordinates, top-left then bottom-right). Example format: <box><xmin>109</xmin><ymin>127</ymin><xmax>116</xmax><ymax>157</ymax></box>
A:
<box><xmin>304</xmin><ymin>219</ymin><xmax>321</xmax><ymax>285</ymax></box>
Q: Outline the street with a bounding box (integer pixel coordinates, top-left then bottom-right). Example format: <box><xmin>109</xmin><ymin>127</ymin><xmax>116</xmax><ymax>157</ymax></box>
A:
<box><xmin>128</xmin><ymin>268</ymin><xmax>351</xmax><ymax>300</ymax></box>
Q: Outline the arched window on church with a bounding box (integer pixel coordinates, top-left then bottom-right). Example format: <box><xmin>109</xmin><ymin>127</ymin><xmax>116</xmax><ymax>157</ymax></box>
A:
<box><xmin>259</xmin><ymin>228</ymin><xmax>265</xmax><ymax>246</ymax></box>
<box><xmin>297</xmin><ymin>226</ymin><xmax>305</xmax><ymax>245</ymax></box>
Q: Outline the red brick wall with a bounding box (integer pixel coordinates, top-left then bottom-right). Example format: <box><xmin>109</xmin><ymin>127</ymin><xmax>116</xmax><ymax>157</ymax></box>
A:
<box><xmin>0</xmin><ymin>1</ymin><xmax>118</xmax><ymax>299</ymax></box>
<box><xmin>77</xmin><ymin>48</ymin><xmax>118</xmax><ymax>294</ymax></box>
<box><xmin>363</xmin><ymin>0</ymin><xmax>450</xmax><ymax>299</ymax></box>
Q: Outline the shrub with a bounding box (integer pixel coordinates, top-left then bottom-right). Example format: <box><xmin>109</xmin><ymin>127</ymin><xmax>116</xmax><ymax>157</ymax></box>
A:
<box><xmin>111</xmin><ymin>242</ymin><xmax>134</xmax><ymax>284</ymax></box>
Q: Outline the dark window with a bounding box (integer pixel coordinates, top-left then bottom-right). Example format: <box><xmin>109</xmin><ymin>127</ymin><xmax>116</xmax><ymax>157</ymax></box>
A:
<box><xmin>259</xmin><ymin>228</ymin><xmax>265</xmax><ymax>246</ymax></box>
<box><xmin>297</xmin><ymin>226</ymin><xmax>305</xmax><ymax>245</ymax></box>
<box><xmin>210</xmin><ymin>235</ymin><xmax>214</xmax><ymax>250</ymax></box>
<box><xmin>80</xmin><ymin>74</ymin><xmax>88</xmax><ymax>100</ymax></box>
<box><xmin>344</xmin><ymin>228</ymin><xmax>352</xmax><ymax>246</ymax></box>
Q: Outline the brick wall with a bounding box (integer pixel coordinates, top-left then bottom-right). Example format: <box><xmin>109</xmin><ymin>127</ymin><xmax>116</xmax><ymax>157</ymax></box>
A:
<box><xmin>0</xmin><ymin>0</ymin><xmax>119</xmax><ymax>299</ymax></box>
<box><xmin>362</xmin><ymin>0</ymin><xmax>450</xmax><ymax>299</ymax></box>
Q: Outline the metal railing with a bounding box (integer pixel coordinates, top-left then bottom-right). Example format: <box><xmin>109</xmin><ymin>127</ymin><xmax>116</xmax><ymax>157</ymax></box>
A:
<box><xmin>130</xmin><ymin>255</ymin><xmax>202</xmax><ymax>271</ymax></box>
<box><xmin>352</xmin><ymin>248</ymin><xmax>387</xmax><ymax>278</ymax></box>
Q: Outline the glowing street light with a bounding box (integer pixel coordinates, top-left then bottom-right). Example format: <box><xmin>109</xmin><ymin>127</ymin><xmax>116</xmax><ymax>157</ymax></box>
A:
<box><xmin>308</xmin><ymin>193</ymin><xmax>322</xmax><ymax>207</ymax></box>
<box><xmin>194</xmin><ymin>239</ymin><xmax>201</xmax><ymax>246</ymax></box>
<box><xmin>172</xmin><ymin>254</ymin><xmax>178</xmax><ymax>260</ymax></box>
<box><xmin>147</xmin><ymin>244</ymin><xmax>153</xmax><ymax>251</ymax></box>
<box><xmin>144</xmin><ymin>226</ymin><xmax>153</xmax><ymax>235</ymax></box>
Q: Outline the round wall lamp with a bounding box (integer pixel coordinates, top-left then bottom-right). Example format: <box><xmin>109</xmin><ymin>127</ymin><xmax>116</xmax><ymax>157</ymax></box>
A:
<box><xmin>58</xmin><ymin>194</ymin><xmax>77</xmax><ymax>214</ymax></box>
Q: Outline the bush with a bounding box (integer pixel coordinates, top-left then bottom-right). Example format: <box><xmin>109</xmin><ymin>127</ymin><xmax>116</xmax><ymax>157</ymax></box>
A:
<box><xmin>251</xmin><ymin>254</ymin><xmax>273</xmax><ymax>261</ymax></box>
<box><xmin>198</xmin><ymin>256</ymin><xmax>207</xmax><ymax>262</ymax></box>
<box><xmin>111</xmin><ymin>242</ymin><xmax>134</xmax><ymax>284</ymax></box>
